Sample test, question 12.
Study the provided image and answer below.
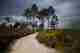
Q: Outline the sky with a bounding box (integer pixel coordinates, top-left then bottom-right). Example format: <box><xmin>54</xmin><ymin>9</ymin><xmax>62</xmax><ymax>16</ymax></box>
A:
<box><xmin>0</xmin><ymin>0</ymin><xmax>80</xmax><ymax>16</ymax></box>
<box><xmin>0</xmin><ymin>0</ymin><xmax>80</xmax><ymax>29</ymax></box>
<box><xmin>30</xmin><ymin>0</ymin><xmax>80</xmax><ymax>29</ymax></box>
<box><xmin>0</xmin><ymin>0</ymin><xmax>32</xmax><ymax>16</ymax></box>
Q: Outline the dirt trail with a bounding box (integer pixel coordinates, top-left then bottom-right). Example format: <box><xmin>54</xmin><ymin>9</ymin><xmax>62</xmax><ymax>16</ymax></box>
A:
<box><xmin>10</xmin><ymin>32</ymin><xmax>58</xmax><ymax>53</ymax></box>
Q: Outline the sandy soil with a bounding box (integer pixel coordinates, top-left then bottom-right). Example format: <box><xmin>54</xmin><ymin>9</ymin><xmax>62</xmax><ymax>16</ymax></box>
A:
<box><xmin>10</xmin><ymin>32</ymin><xmax>59</xmax><ymax>53</ymax></box>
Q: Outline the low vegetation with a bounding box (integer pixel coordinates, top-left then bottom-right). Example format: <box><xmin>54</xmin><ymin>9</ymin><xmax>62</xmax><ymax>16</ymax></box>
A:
<box><xmin>36</xmin><ymin>29</ymin><xmax>64</xmax><ymax>51</ymax></box>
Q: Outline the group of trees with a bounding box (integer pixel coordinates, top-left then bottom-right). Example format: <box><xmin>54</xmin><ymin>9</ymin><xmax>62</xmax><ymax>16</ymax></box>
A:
<box><xmin>0</xmin><ymin>4</ymin><xmax>58</xmax><ymax>32</ymax></box>
<box><xmin>24</xmin><ymin>4</ymin><xmax>56</xmax><ymax>18</ymax></box>
<box><xmin>23</xmin><ymin>4</ymin><xmax>58</xmax><ymax>30</ymax></box>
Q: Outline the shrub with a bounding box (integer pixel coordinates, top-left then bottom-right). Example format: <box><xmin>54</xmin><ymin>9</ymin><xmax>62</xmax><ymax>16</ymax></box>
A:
<box><xmin>36</xmin><ymin>30</ymin><xmax>64</xmax><ymax>49</ymax></box>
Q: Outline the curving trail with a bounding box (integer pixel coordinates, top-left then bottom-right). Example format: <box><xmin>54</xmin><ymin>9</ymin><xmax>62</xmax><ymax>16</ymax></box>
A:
<box><xmin>10</xmin><ymin>32</ymin><xmax>58</xmax><ymax>53</ymax></box>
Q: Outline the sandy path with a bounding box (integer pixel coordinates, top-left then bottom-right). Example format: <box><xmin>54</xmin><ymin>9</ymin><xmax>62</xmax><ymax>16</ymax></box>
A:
<box><xmin>10</xmin><ymin>32</ymin><xmax>58</xmax><ymax>53</ymax></box>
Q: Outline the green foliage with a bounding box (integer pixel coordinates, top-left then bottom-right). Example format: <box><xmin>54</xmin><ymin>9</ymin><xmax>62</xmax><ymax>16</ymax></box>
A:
<box><xmin>36</xmin><ymin>30</ymin><xmax>64</xmax><ymax>49</ymax></box>
<box><xmin>23</xmin><ymin>4</ymin><xmax>56</xmax><ymax>18</ymax></box>
<box><xmin>31</xmin><ymin>4</ymin><xmax>38</xmax><ymax>12</ymax></box>
<box><xmin>24</xmin><ymin>8</ymin><xmax>32</xmax><ymax>16</ymax></box>
<box><xmin>5</xmin><ymin>17</ymin><xmax>10</xmax><ymax>22</ymax></box>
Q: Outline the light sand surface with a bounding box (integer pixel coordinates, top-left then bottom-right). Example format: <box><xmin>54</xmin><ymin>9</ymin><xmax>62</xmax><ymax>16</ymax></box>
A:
<box><xmin>10</xmin><ymin>32</ymin><xmax>59</xmax><ymax>53</ymax></box>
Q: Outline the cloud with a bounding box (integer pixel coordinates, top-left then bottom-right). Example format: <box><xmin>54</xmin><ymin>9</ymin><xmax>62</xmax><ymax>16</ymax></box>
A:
<box><xmin>14</xmin><ymin>0</ymin><xmax>80</xmax><ymax>29</ymax></box>
<box><xmin>0</xmin><ymin>0</ymin><xmax>80</xmax><ymax>29</ymax></box>
<box><xmin>0</xmin><ymin>0</ymin><xmax>32</xmax><ymax>16</ymax></box>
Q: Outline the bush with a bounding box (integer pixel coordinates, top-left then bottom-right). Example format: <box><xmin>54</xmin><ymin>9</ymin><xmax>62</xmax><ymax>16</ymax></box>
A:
<box><xmin>36</xmin><ymin>30</ymin><xmax>64</xmax><ymax>49</ymax></box>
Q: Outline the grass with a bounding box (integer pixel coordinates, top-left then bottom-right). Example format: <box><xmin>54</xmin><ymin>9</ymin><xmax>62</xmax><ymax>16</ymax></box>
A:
<box><xmin>36</xmin><ymin>28</ymin><xmax>80</xmax><ymax>53</ymax></box>
<box><xmin>36</xmin><ymin>29</ymin><xmax>64</xmax><ymax>49</ymax></box>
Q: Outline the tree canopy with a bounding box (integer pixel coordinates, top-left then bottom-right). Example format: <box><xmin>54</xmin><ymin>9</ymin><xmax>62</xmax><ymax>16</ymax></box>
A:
<box><xmin>23</xmin><ymin>4</ymin><xmax>57</xmax><ymax>20</ymax></box>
